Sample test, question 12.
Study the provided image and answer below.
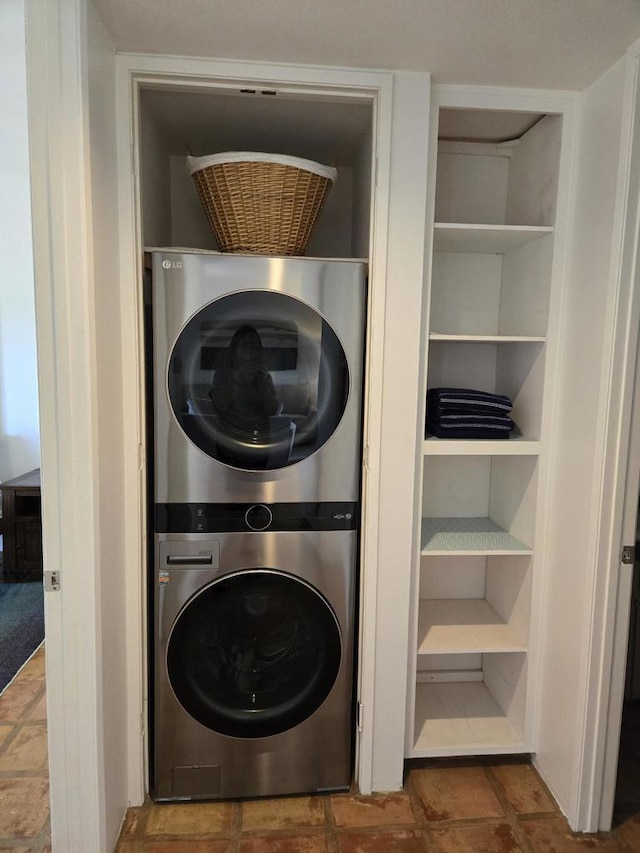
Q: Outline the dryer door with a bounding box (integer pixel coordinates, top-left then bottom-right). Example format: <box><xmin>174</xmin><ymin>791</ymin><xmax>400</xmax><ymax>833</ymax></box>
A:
<box><xmin>166</xmin><ymin>569</ymin><xmax>343</xmax><ymax>738</ymax></box>
<box><xmin>166</xmin><ymin>290</ymin><xmax>350</xmax><ymax>470</ymax></box>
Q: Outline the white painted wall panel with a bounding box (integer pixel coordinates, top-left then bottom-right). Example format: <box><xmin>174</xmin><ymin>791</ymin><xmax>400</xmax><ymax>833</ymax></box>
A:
<box><xmin>87</xmin><ymin>2</ymin><xmax>129</xmax><ymax>847</ymax></box>
<box><xmin>351</xmin><ymin>130</ymin><xmax>372</xmax><ymax>259</ymax></box>
<box><xmin>505</xmin><ymin>114</ymin><xmax>562</xmax><ymax>227</ymax></box>
<box><xmin>435</xmin><ymin>150</ymin><xmax>509</xmax><ymax>224</ymax></box>
<box><xmin>534</xmin><ymin>57</ymin><xmax>627</xmax><ymax>823</ymax></box>
<box><xmin>371</xmin><ymin>71</ymin><xmax>431</xmax><ymax>791</ymax></box>
<box><xmin>139</xmin><ymin>105</ymin><xmax>172</xmax><ymax>248</ymax></box>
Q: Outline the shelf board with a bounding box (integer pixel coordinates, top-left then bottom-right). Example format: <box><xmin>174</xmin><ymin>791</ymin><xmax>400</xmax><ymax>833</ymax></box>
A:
<box><xmin>429</xmin><ymin>333</ymin><xmax>546</xmax><ymax>343</ymax></box>
<box><xmin>411</xmin><ymin>681</ymin><xmax>524</xmax><ymax>757</ymax></box>
<box><xmin>421</xmin><ymin>517</ymin><xmax>532</xmax><ymax>555</ymax></box>
<box><xmin>417</xmin><ymin>599</ymin><xmax>527</xmax><ymax>655</ymax></box>
<box><xmin>433</xmin><ymin>223</ymin><xmax>554</xmax><ymax>254</ymax></box>
<box><xmin>423</xmin><ymin>435</ymin><xmax>540</xmax><ymax>455</ymax></box>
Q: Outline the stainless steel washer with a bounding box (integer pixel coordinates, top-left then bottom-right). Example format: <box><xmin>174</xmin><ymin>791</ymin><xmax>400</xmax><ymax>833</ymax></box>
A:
<box><xmin>152</xmin><ymin>523</ymin><xmax>357</xmax><ymax>801</ymax></box>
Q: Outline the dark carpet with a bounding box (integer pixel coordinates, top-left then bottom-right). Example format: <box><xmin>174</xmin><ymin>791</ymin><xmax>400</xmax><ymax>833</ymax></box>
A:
<box><xmin>0</xmin><ymin>581</ymin><xmax>45</xmax><ymax>693</ymax></box>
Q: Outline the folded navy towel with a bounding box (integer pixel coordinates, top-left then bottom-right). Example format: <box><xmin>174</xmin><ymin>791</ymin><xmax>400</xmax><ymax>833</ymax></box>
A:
<box><xmin>427</xmin><ymin>423</ymin><xmax>513</xmax><ymax>439</ymax></box>
<box><xmin>427</xmin><ymin>412</ymin><xmax>514</xmax><ymax>437</ymax></box>
<box><xmin>427</xmin><ymin>387</ymin><xmax>513</xmax><ymax>415</ymax></box>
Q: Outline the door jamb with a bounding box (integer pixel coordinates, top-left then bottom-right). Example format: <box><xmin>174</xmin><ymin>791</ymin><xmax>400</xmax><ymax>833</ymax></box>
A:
<box><xmin>575</xmin><ymin>40</ymin><xmax>640</xmax><ymax>831</ymax></box>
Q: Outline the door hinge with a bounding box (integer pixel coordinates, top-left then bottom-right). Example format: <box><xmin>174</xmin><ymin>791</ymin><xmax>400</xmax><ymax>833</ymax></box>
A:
<box><xmin>357</xmin><ymin>701</ymin><xmax>364</xmax><ymax>732</ymax></box>
<box><xmin>622</xmin><ymin>545</ymin><xmax>636</xmax><ymax>565</ymax></box>
<box><xmin>44</xmin><ymin>570</ymin><xmax>61</xmax><ymax>591</ymax></box>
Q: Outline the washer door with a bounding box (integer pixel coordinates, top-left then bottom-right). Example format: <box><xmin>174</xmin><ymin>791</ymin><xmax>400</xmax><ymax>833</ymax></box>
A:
<box><xmin>166</xmin><ymin>570</ymin><xmax>343</xmax><ymax>738</ymax></box>
<box><xmin>167</xmin><ymin>290</ymin><xmax>350</xmax><ymax>470</ymax></box>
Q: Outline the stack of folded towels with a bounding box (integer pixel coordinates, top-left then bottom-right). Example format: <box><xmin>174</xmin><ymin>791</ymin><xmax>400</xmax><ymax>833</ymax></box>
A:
<box><xmin>426</xmin><ymin>387</ymin><xmax>516</xmax><ymax>439</ymax></box>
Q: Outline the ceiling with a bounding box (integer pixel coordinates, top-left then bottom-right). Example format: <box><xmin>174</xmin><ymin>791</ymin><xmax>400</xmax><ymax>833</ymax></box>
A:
<box><xmin>93</xmin><ymin>0</ymin><xmax>640</xmax><ymax>92</ymax></box>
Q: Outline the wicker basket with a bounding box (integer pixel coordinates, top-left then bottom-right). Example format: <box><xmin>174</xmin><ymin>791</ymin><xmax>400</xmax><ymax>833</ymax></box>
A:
<box><xmin>187</xmin><ymin>152</ymin><xmax>337</xmax><ymax>256</ymax></box>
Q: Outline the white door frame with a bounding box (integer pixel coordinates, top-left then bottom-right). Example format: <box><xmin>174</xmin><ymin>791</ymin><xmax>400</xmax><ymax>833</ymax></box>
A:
<box><xmin>25</xmin><ymin>0</ymin><xmax>107</xmax><ymax>849</ymax></box>
<box><xmin>115</xmin><ymin>55</ymin><xmax>393</xmax><ymax>803</ymax></box>
<box><xmin>574</xmin><ymin>40</ymin><xmax>640</xmax><ymax>831</ymax></box>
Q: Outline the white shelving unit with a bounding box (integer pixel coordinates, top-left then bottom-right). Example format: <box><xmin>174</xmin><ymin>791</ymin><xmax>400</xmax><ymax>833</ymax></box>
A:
<box><xmin>433</xmin><ymin>223</ymin><xmax>553</xmax><ymax>254</ymax></box>
<box><xmin>407</xmin><ymin>100</ymin><xmax>563</xmax><ymax>759</ymax></box>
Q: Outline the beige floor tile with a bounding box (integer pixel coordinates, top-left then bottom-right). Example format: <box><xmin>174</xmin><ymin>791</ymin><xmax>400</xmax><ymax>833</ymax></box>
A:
<box><xmin>114</xmin><ymin>842</ymin><xmax>140</xmax><ymax>853</ymax></box>
<box><xmin>145</xmin><ymin>802</ymin><xmax>234</xmax><ymax>836</ymax></box>
<box><xmin>26</xmin><ymin>690</ymin><xmax>47</xmax><ymax>722</ymax></box>
<box><xmin>337</xmin><ymin>828</ymin><xmax>426</xmax><ymax>852</ymax></box>
<box><xmin>241</xmin><ymin>796</ymin><xmax>325</xmax><ymax>831</ymax></box>
<box><xmin>0</xmin><ymin>722</ymin><xmax>14</xmax><ymax>748</ymax></box>
<box><xmin>412</xmin><ymin>766</ymin><xmax>504</xmax><ymax>822</ymax></box>
<box><xmin>118</xmin><ymin>805</ymin><xmax>146</xmax><ymax>838</ymax></box>
<box><xmin>0</xmin><ymin>723</ymin><xmax>48</xmax><ymax>772</ymax></box>
<box><xmin>520</xmin><ymin>816</ymin><xmax>623</xmax><ymax>851</ymax></box>
<box><xmin>330</xmin><ymin>793</ymin><xmax>416</xmax><ymax>828</ymax></box>
<box><xmin>431</xmin><ymin>822</ymin><xmax>524</xmax><ymax>852</ymax></box>
<box><xmin>17</xmin><ymin>649</ymin><xmax>46</xmax><ymax>681</ymax></box>
<box><xmin>615</xmin><ymin>813</ymin><xmax>640</xmax><ymax>849</ymax></box>
<box><xmin>140</xmin><ymin>841</ymin><xmax>232</xmax><ymax>852</ymax></box>
<box><xmin>0</xmin><ymin>681</ymin><xmax>41</xmax><ymax>722</ymax></box>
<box><xmin>239</xmin><ymin>835</ymin><xmax>328</xmax><ymax>853</ymax></box>
<box><xmin>491</xmin><ymin>764</ymin><xmax>556</xmax><ymax>814</ymax></box>
<box><xmin>0</xmin><ymin>777</ymin><xmax>50</xmax><ymax>838</ymax></box>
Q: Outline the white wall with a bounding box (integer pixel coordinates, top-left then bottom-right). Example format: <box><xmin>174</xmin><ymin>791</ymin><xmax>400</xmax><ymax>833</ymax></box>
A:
<box><xmin>25</xmin><ymin>0</ymin><xmax>131</xmax><ymax>848</ymax></box>
<box><xmin>87</xmin><ymin>2</ymin><xmax>129</xmax><ymax>846</ymax></box>
<box><xmin>534</xmin><ymin>56</ymin><xmax>628</xmax><ymax>825</ymax></box>
<box><xmin>0</xmin><ymin>0</ymin><xmax>40</xmax><ymax>481</ymax></box>
<box><xmin>371</xmin><ymin>72</ymin><xmax>431</xmax><ymax>790</ymax></box>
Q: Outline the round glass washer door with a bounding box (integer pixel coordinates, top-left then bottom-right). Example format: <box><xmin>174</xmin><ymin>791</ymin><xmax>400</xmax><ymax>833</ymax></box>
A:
<box><xmin>166</xmin><ymin>570</ymin><xmax>343</xmax><ymax>739</ymax></box>
<box><xmin>167</xmin><ymin>290</ymin><xmax>350</xmax><ymax>471</ymax></box>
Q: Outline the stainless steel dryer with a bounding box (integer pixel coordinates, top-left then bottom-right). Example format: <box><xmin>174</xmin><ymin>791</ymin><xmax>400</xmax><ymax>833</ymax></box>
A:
<box><xmin>152</xmin><ymin>517</ymin><xmax>357</xmax><ymax>801</ymax></box>
<box><xmin>149</xmin><ymin>250</ymin><xmax>367</xmax><ymax>505</ymax></box>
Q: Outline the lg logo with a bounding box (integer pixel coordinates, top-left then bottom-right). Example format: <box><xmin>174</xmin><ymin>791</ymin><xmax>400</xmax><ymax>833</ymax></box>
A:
<box><xmin>162</xmin><ymin>259</ymin><xmax>183</xmax><ymax>269</ymax></box>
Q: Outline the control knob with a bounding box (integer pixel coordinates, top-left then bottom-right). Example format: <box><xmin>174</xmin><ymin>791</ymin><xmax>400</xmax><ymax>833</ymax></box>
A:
<box><xmin>245</xmin><ymin>504</ymin><xmax>272</xmax><ymax>531</ymax></box>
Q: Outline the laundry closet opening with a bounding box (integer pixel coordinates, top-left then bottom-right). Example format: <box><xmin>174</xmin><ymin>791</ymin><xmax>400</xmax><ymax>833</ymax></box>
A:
<box><xmin>135</xmin><ymin>78</ymin><xmax>377</xmax><ymax>802</ymax></box>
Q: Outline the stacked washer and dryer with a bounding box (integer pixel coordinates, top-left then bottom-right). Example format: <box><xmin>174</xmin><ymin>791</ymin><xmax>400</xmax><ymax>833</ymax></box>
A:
<box><xmin>147</xmin><ymin>249</ymin><xmax>367</xmax><ymax>801</ymax></box>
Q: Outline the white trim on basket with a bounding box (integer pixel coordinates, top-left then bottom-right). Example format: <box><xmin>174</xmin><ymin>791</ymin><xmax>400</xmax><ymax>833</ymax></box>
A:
<box><xmin>186</xmin><ymin>151</ymin><xmax>338</xmax><ymax>182</ymax></box>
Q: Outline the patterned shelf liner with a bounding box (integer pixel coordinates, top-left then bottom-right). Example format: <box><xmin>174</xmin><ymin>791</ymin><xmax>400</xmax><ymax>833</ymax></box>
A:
<box><xmin>421</xmin><ymin>517</ymin><xmax>531</xmax><ymax>553</ymax></box>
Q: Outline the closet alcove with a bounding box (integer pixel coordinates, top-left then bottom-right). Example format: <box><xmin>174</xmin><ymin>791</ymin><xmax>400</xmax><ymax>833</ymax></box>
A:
<box><xmin>137</xmin><ymin>85</ymin><xmax>375</xmax><ymax>260</ymax></box>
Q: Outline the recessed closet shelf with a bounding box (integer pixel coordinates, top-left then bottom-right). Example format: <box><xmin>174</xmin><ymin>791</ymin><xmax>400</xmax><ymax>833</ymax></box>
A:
<box><xmin>412</xmin><ymin>681</ymin><xmax>524</xmax><ymax>757</ymax></box>
<box><xmin>421</xmin><ymin>517</ymin><xmax>532</xmax><ymax>555</ymax></box>
<box><xmin>417</xmin><ymin>599</ymin><xmax>527</xmax><ymax>655</ymax></box>
<box><xmin>433</xmin><ymin>223</ymin><xmax>554</xmax><ymax>254</ymax></box>
<box><xmin>423</xmin><ymin>436</ymin><xmax>540</xmax><ymax>456</ymax></box>
<box><xmin>429</xmin><ymin>334</ymin><xmax>546</xmax><ymax>343</ymax></box>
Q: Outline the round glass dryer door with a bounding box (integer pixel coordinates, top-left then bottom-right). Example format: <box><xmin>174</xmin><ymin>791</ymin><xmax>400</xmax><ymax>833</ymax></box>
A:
<box><xmin>166</xmin><ymin>570</ymin><xmax>343</xmax><ymax>738</ymax></box>
<box><xmin>167</xmin><ymin>291</ymin><xmax>350</xmax><ymax>470</ymax></box>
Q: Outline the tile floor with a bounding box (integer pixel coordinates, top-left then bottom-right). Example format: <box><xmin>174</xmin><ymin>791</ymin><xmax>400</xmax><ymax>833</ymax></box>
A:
<box><xmin>0</xmin><ymin>642</ymin><xmax>50</xmax><ymax>852</ymax></box>
<box><xmin>115</xmin><ymin>758</ymin><xmax>640</xmax><ymax>852</ymax></box>
<box><xmin>3</xmin><ymin>647</ymin><xmax>640</xmax><ymax>852</ymax></box>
